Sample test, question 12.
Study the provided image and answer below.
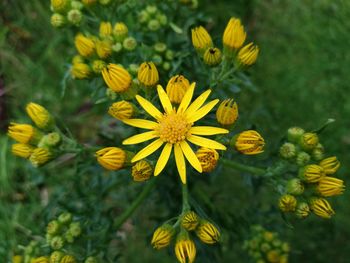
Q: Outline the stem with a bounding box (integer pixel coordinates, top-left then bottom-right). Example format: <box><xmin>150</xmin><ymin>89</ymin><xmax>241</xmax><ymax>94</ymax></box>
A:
<box><xmin>113</xmin><ymin>178</ymin><xmax>157</xmax><ymax>229</ymax></box>
<box><xmin>182</xmin><ymin>183</ymin><xmax>190</xmax><ymax>213</ymax></box>
<box><xmin>220</xmin><ymin>158</ymin><xmax>266</xmax><ymax>176</ymax></box>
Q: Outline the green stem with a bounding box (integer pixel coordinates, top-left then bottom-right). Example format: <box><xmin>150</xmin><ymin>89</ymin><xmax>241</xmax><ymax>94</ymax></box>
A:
<box><xmin>182</xmin><ymin>183</ymin><xmax>190</xmax><ymax>212</ymax></box>
<box><xmin>220</xmin><ymin>158</ymin><xmax>266</xmax><ymax>176</ymax></box>
<box><xmin>113</xmin><ymin>178</ymin><xmax>157</xmax><ymax>229</ymax></box>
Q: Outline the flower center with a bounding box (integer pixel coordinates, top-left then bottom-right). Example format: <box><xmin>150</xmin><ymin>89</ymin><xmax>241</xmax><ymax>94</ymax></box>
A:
<box><xmin>156</xmin><ymin>112</ymin><xmax>192</xmax><ymax>144</ymax></box>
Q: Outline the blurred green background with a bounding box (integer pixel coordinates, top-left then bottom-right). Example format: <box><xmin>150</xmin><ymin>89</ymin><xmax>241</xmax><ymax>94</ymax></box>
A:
<box><xmin>1</xmin><ymin>0</ymin><xmax>349</xmax><ymax>262</ymax></box>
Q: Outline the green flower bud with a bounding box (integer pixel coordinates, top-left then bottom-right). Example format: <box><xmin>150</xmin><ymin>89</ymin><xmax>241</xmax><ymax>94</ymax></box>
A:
<box><xmin>156</xmin><ymin>14</ymin><xmax>167</xmax><ymax>26</ymax></box>
<box><xmin>146</xmin><ymin>5</ymin><xmax>157</xmax><ymax>15</ymax></box>
<box><xmin>69</xmin><ymin>222</ymin><xmax>82</xmax><ymax>237</ymax></box>
<box><xmin>112</xmin><ymin>43</ymin><xmax>123</xmax><ymax>52</ymax></box>
<box><xmin>67</xmin><ymin>9</ymin><xmax>83</xmax><ymax>26</ymax></box>
<box><xmin>260</xmin><ymin>243</ymin><xmax>271</xmax><ymax>252</ymax></box>
<box><xmin>295</xmin><ymin>202</ymin><xmax>310</xmax><ymax>219</ymax></box>
<box><xmin>162</xmin><ymin>62</ymin><xmax>171</xmax><ymax>71</ymax></box>
<box><xmin>154</xmin><ymin>42</ymin><xmax>167</xmax><ymax>53</ymax></box>
<box><xmin>92</xmin><ymin>60</ymin><xmax>106</xmax><ymax>73</ymax></box>
<box><xmin>299</xmin><ymin>132</ymin><xmax>319</xmax><ymax>151</ymax></box>
<box><xmin>296</xmin><ymin>151</ymin><xmax>310</xmax><ymax>166</ymax></box>
<box><xmin>50</xmin><ymin>236</ymin><xmax>65</xmax><ymax>250</ymax></box>
<box><xmin>286</xmin><ymin>178</ymin><xmax>304</xmax><ymax>195</ymax></box>
<box><xmin>47</xmin><ymin>220</ymin><xmax>60</xmax><ymax>235</ymax></box>
<box><xmin>138</xmin><ymin>10</ymin><xmax>150</xmax><ymax>24</ymax></box>
<box><xmin>152</xmin><ymin>54</ymin><xmax>163</xmax><ymax>66</ymax></box>
<box><xmin>122</xmin><ymin>37</ymin><xmax>137</xmax><ymax>51</ymax></box>
<box><xmin>106</xmin><ymin>89</ymin><xmax>117</xmax><ymax>100</ymax></box>
<box><xmin>165</xmin><ymin>50</ymin><xmax>174</xmax><ymax>60</ymax></box>
<box><xmin>64</xmin><ymin>230</ymin><xmax>74</xmax><ymax>243</ymax></box>
<box><xmin>51</xmin><ymin>13</ymin><xmax>65</xmax><ymax>28</ymax></box>
<box><xmin>71</xmin><ymin>1</ymin><xmax>84</xmax><ymax>9</ymax></box>
<box><xmin>312</xmin><ymin>143</ymin><xmax>324</xmax><ymax>161</ymax></box>
<box><xmin>58</xmin><ymin>212</ymin><xmax>72</xmax><ymax>225</ymax></box>
<box><xmin>279</xmin><ymin>142</ymin><xmax>296</xmax><ymax>159</ymax></box>
<box><xmin>148</xmin><ymin>19</ymin><xmax>161</xmax><ymax>31</ymax></box>
<box><xmin>287</xmin><ymin>127</ymin><xmax>305</xmax><ymax>143</ymax></box>
<box><xmin>128</xmin><ymin>63</ymin><xmax>139</xmax><ymax>74</ymax></box>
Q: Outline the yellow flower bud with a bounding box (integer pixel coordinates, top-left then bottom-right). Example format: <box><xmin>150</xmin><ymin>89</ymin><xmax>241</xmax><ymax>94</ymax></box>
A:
<box><xmin>8</xmin><ymin>123</ymin><xmax>42</xmax><ymax>144</ymax></box>
<box><xmin>309</xmin><ymin>198</ymin><xmax>335</xmax><ymax>219</ymax></box>
<box><xmin>196</xmin><ymin>220</ymin><xmax>220</xmax><ymax>244</ymax></box>
<box><xmin>216</xmin><ymin>99</ymin><xmax>238</xmax><ymax>126</ymax></box>
<box><xmin>96</xmin><ymin>40</ymin><xmax>112</xmax><ymax>59</ymax></box>
<box><xmin>26</xmin><ymin>102</ymin><xmax>52</xmax><ymax>129</ymax></box>
<box><xmin>238</xmin><ymin>43</ymin><xmax>259</xmax><ymax>66</ymax></box>
<box><xmin>203</xmin><ymin>47</ymin><xmax>222</xmax><ymax>66</ymax></box>
<box><xmin>278</xmin><ymin>194</ymin><xmax>297</xmax><ymax>212</ymax></box>
<box><xmin>263</xmin><ymin>231</ymin><xmax>274</xmax><ymax>241</ymax></box>
<box><xmin>299</xmin><ymin>132</ymin><xmax>319</xmax><ymax>151</ymax></box>
<box><xmin>151</xmin><ymin>224</ymin><xmax>175</xmax><ymax>249</ymax></box>
<box><xmin>299</xmin><ymin>164</ymin><xmax>325</xmax><ymax>183</ymax></box>
<box><xmin>74</xmin><ymin>34</ymin><xmax>95</xmax><ymax>57</ymax></box>
<box><xmin>92</xmin><ymin>60</ymin><xmax>106</xmax><ymax>73</ymax></box>
<box><xmin>108</xmin><ymin>100</ymin><xmax>134</xmax><ymax>120</ymax></box>
<box><xmin>29</xmin><ymin>147</ymin><xmax>52</xmax><ymax>167</ymax></box>
<box><xmin>317</xmin><ymin>176</ymin><xmax>345</xmax><ymax>197</ymax></box>
<box><xmin>113</xmin><ymin>22</ymin><xmax>128</xmax><ymax>42</ymax></box>
<box><xmin>166</xmin><ymin>75</ymin><xmax>190</xmax><ymax>104</ymax></box>
<box><xmin>235</xmin><ymin>130</ymin><xmax>265</xmax><ymax>155</ymax></box>
<box><xmin>181</xmin><ymin>211</ymin><xmax>199</xmax><ymax>231</ymax></box>
<box><xmin>191</xmin><ymin>26</ymin><xmax>213</xmax><ymax>54</ymax></box>
<box><xmin>295</xmin><ymin>202</ymin><xmax>310</xmax><ymax>219</ymax></box>
<box><xmin>131</xmin><ymin>160</ymin><xmax>153</xmax><ymax>182</ymax></box>
<box><xmin>102</xmin><ymin>64</ymin><xmax>132</xmax><ymax>92</ymax></box>
<box><xmin>12</xmin><ymin>255</ymin><xmax>23</xmax><ymax>263</ymax></box>
<box><xmin>99</xmin><ymin>21</ymin><xmax>113</xmax><ymax>38</ymax></box>
<box><xmin>319</xmin><ymin>156</ymin><xmax>340</xmax><ymax>175</ymax></box>
<box><xmin>96</xmin><ymin>147</ymin><xmax>126</xmax><ymax>170</ymax></box>
<box><xmin>137</xmin><ymin>62</ymin><xmax>159</xmax><ymax>87</ymax></box>
<box><xmin>32</xmin><ymin>257</ymin><xmax>49</xmax><ymax>263</ymax></box>
<box><xmin>51</xmin><ymin>0</ymin><xmax>69</xmax><ymax>13</ymax></box>
<box><xmin>267</xmin><ymin>250</ymin><xmax>281</xmax><ymax>263</ymax></box>
<box><xmin>223</xmin><ymin>17</ymin><xmax>246</xmax><ymax>50</ymax></box>
<box><xmin>11</xmin><ymin>143</ymin><xmax>35</xmax><ymax>158</ymax></box>
<box><xmin>195</xmin><ymin>147</ymin><xmax>219</xmax><ymax>173</ymax></box>
<box><xmin>71</xmin><ymin>63</ymin><xmax>92</xmax><ymax>79</ymax></box>
<box><xmin>175</xmin><ymin>234</ymin><xmax>196</xmax><ymax>263</ymax></box>
<box><xmin>60</xmin><ymin>255</ymin><xmax>76</xmax><ymax>263</ymax></box>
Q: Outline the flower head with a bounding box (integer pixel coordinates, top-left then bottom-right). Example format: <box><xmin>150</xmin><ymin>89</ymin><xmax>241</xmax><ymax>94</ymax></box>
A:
<box><xmin>99</xmin><ymin>21</ymin><xmax>113</xmax><ymax>38</ymax></box>
<box><xmin>132</xmin><ymin>160</ymin><xmax>153</xmax><ymax>182</ymax></box>
<box><xmin>96</xmin><ymin>40</ymin><xmax>112</xmax><ymax>59</ymax></box>
<box><xmin>151</xmin><ymin>224</ymin><xmax>175</xmax><ymax>249</ymax></box>
<box><xmin>108</xmin><ymin>100</ymin><xmax>134</xmax><ymax>120</ymax></box>
<box><xmin>138</xmin><ymin>62</ymin><xmax>159</xmax><ymax>87</ymax></box>
<box><xmin>319</xmin><ymin>156</ymin><xmax>340</xmax><ymax>175</ymax></box>
<box><xmin>309</xmin><ymin>198</ymin><xmax>335</xmax><ymax>219</ymax></box>
<box><xmin>235</xmin><ymin>130</ymin><xmax>265</xmax><ymax>155</ymax></box>
<box><xmin>12</xmin><ymin>143</ymin><xmax>35</xmax><ymax>158</ymax></box>
<box><xmin>181</xmin><ymin>211</ymin><xmax>199</xmax><ymax>231</ymax></box>
<box><xmin>113</xmin><ymin>22</ymin><xmax>128</xmax><ymax>41</ymax></box>
<box><xmin>102</xmin><ymin>63</ymin><xmax>132</xmax><ymax>92</ymax></box>
<box><xmin>223</xmin><ymin>18</ymin><xmax>246</xmax><ymax>50</ymax></box>
<box><xmin>278</xmin><ymin>194</ymin><xmax>297</xmax><ymax>212</ymax></box>
<box><xmin>216</xmin><ymin>99</ymin><xmax>238</xmax><ymax>126</ymax></box>
<box><xmin>29</xmin><ymin>147</ymin><xmax>52</xmax><ymax>167</ymax></box>
<box><xmin>196</xmin><ymin>220</ymin><xmax>220</xmax><ymax>244</ymax></box>
<box><xmin>71</xmin><ymin>63</ymin><xmax>92</xmax><ymax>79</ymax></box>
<box><xmin>299</xmin><ymin>164</ymin><xmax>325</xmax><ymax>183</ymax></box>
<box><xmin>317</xmin><ymin>176</ymin><xmax>345</xmax><ymax>197</ymax></box>
<box><xmin>191</xmin><ymin>26</ymin><xmax>213</xmax><ymax>54</ymax></box>
<box><xmin>96</xmin><ymin>147</ymin><xmax>126</xmax><ymax>170</ymax></box>
<box><xmin>8</xmin><ymin>123</ymin><xmax>41</xmax><ymax>144</ymax></box>
<box><xmin>74</xmin><ymin>34</ymin><xmax>95</xmax><ymax>57</ymax></box>
<box><xmin>195</xmin><ymin>147</ymin><xmax>219</xmax><ymax>172</ymax></box>
<box><xmin>166</xmin><ymin>75</ymin><xmax>190</xmax><ymax>104</ymax></box>
<box><xmin>122</xmin><ymin>83</ymin><xmax>228</xmax><ymax>184</ymax></box>
<box><xmin>203</xmin><ymin>47</ymin><xmax>222</xmax><ymax>66</ymax></box>
<box><xmin>26</xmin><ymin>102</ymin><xmax>52</xmax><ymax>129</ymax></box>
<box><xmin>175</xmin><ymin>234</ymin><xmax>196</xmax><ymax>263</ymax></box>
<box><xmin>238</xmin><ymin>43</ymin><xmax>259</xmax><ymax>66</ymax></box>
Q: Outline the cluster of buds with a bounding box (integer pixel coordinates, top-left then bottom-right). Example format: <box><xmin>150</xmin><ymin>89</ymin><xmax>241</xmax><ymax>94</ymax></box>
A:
<box><xmin>8</xmin><ymin>103</ymin><xmax>60</xmax><ymax>167</ymax></box>
<box><xmin>151</xmin><ymin>42</ymin><xmax>175</xmax><ymax>71</ymax></box>
<box><xmin>138</xmin><ymin>5</ymin><xmax>168</xmax><ymax>32</ymax></box>
<box><xmin>151</xmin><ymin>211</ymin><xmax>220</xmax><ymax>263</ymax></box>
<box><xmin>243</xmin><ymin>225</ymin><xmax>290</xmax><ymax>263</ymax></box>
<box><xmin>278</xmin><ymin>127</ymin><xmax>345</xmax><ymax>219</ymax></box>
<box><xmin>191</xmin><ymin>17</ymin><xmax>259</xmax><ymax>68</ymax></box>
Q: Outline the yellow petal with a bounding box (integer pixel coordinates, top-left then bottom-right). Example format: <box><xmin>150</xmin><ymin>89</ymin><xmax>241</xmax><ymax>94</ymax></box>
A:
<box><xmin>190</xmin><ymin>126</ymin><xmax>229</xmax><ymax>135</ymax></box>
<box><xmin>180</xmin><ymin>141</ymin><xmax>202</xmax><ymax>173</ymax></box>
<box><xmin>184</xmin><ymin>89</ymin><xmax>212</xmax><ymax>116</ymax></box>
<box><xmin>135</xmin><ymin>95</ymin><xmax>163</xmax><ymax>120</ymax></box>
<box><xmin>174</xmin><ymin>143</ymin><xmax>187</xmax><ymax>184</ymax></box>
<box><xmin>187</xmin><ymin>135</ymin><xmax>227</xmax><ymax>150</ymax></box>
<box><xmin>122</xmin><ymin>118</ymin><xmax>158</xmax><ymax>129</ymax></box>
<box><xmin>177</xmin><ymin>82</ymin><xmax>195</xmax><ymax>113</ymax></box>
<box><xmin>187</xmin><ymin>99</ymin><xmax>219</xmax><ymax>123</ymax></box>
<box><xmin>132</xmin><ymin>139</ymin><xmax>164</xmax><ymax>162</ymax></box>
<box><xmin>123</xmin><ymin>131</ymin><xmax>158</xmax><ymax>145</ymax></box>
<box><xmin>154</xmin><ymin>143</ymin><xmax>173</xmax><ymax>176</ymax></box>
<box><xmin>157</xmin><ymin>85</ymin><xmax>173</xmax><ymax>114</ymax></box>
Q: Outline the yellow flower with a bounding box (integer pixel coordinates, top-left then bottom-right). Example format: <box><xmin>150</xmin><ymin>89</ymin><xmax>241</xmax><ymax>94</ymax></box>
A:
<box><xmin>175</xmin><ymin>236</ymin><xmax>196</xmax><ymax>263</ymax></box>
<box><xmin>203</xmin><ymin>47</ymin><xmax>222</xmax><ymax>66</ymax></box>
<box><xmin>12</xmin><ymin>255</ymin><xmax>23</xmax><ymax>263</ymax></box>
<box><xmin>299</xmin><ymin>132</ymin><xmax>319</xmax><ymax>151</ymax></box>
<box><xmin>51</xmin><ymin>0</ymin><xmax>69</xmax><ymax>13</ymax></box>
<box><xmin>278</xmin><ymin>194</ymin><xmax>297</xmax><ymax>212</ymax></box>
<box><xmin>96</xmin><ymin>40</ymin><xmax>112</xmax><ymax>59</ymax></box>
<box><xmin>295</xmin><ymin>202</ymin><xmax>310</xmax><ymax>219</ymax></box>
<box><xmin>29</xmin><ymin>148</ymin><xmax>52</xmax><ymax>167</ymax></box>
<box><xmin>196</xmin><ymin>220</ymin><xmax>220</xmax><ymax>244</ymax></box>
<box><xmin>108</xmin><ymin>100</ymin><xmax>134</xmax><ymax>120</ymax></box>
<box><xmin>319</xmin><ymin>156</ymin><xmax>340</xmax><ymax>175</ymax></box>
<box><xmin>138</xmin><ymin>62</ymin><xmax>159</xmax><ymax>87</ymax></box>
<box><xmin>166</xmin><ymin>75</ymin><xmax>190</xmax><ymax>104</ymax></box>
<box><xmin>223</xmin><ymin>17</ymin><xmax>246</xmax><ymax>50</ymax></box>
<box><xmin>216</xmin><ymin>99</ymin><xmax>238</xmax><ymax>126</ymax></box>
<box><xmin>181</xmin><ymin>211</ymin><xmax>199</xmax><ymax>231</ymax></box>
<box><xmin>96</xmin><ymin>147</ymin><xmax>126</xmax><ymax>170</ymax></box>
<box><xmin>195</xmin><ymin>147</ymin><xmax>219</xmax><ymax>172</ymax></box>
<box><xmin>191</xmin><ymin>26</ymin><xmax>213</xmax><ymax>54</ymax></box>
<box><xmin>74</xmin><ymin>34</ymin><xmax>95</xmax><ymax>57</ymax></box>
<box><xmin>102</xmin><ymin>63</ymin><xmax>132</xmax><ymax>92</ymax></box>
<box><xmin>26</xmin><ymin>102</ymin><xmax>52</xmax><ymax>129</ymax></box>
<box><xmin>309</xmin><ymin>198</ymin><xmax>335</xmax><ymax>219</ymax></box>
<box><xmin>113</xmin><ymin>22</ymin><xmax>128</xmax><ymax>41</ymax></box>
<box><xmin>12</xmin><ymin>143</ymin><xmax>35</xmax><ymax>158</ymax></box>
<box><xmin>132</xmin><ymin>160</ymin><xmax>153</xmax><ymax>182</ymax></box>
<box><xmin>299</xmin><ymin>164</ymin><xmax>325</xmax><ymax>183</ymax></box>
<box><xmin>32</xmin><ymin>257</ymin><xmax>49</xmax><ymax>263</ymax></box>
<box><xmin>71</xmin><ymin>63</ymin><xmax>92</xmax><ymax>79</ymax></box>
<box><xmin>238</xmin><ymin>43</ymin><xmax>259</xmax><ymax>66</ymax></box>
<box><xmin>235</xmin><ymin>130</ymin><xmax>265</xmax><ymax>155</ymax></box>
<box><xmin>122</xmin><ymin>83</ymin><xmax>228</xmax><ymax>184</ymax></box>
<box><xmin>99</xmin><ymin>21</ymin><xmax>113</xmax><ymax>38</ymax></box>
<box><xmin>8</xmin><ymin>123</ymin><xmax>41</xmax><ymax>144</ymax></box>
<box><xmin>151</xmin><ymin>224</ymin><xmax>175</xmax><ymax>249</ymax></box>
<box><xmin>317</xmin><ymin>176</ymin><xmax>345</xmax><ymax>197</ymax></box>
<box><xmin>60</xmin><ymin>255</ymin><xmax>76</xmax><ymax>263</ymax></box>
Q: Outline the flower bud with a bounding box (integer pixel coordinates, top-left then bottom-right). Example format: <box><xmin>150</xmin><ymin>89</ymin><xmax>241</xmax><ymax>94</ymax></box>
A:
<box><xmin>26</xmin><ymin>102</ymin><xmax>53</xmax><ymax>129</ymax></box>
<box><xmin>175</xmin><ymin>232</ymin><xmax>196</xmax><ymax>263</ymax></box>
<box><xmin>151</xmin><ymin>54</ymin><xmax>163</xmax><ymax>65</ymax></box>
<box><xmin>138</xmin><ymin>62</ymin><xmax>159</xmax><ymax>87</ymax></box>
<box><xmin>299</xmin><ymin>164</ymin><xmax>325</xmax><ymax>183</ymax></box>
<box><xmin>146</xmin><ymin>5</ymin><xmax>157</xmax><ymax>14</ymax></box>
<box><xmin>195</xmin><ymin>147</ymin><xmax>219</xmax><ymax>173</ymax></box>
<box><xmin>131</xmin><ymin>160</ymin><xmax>153</xmax><ymax>182</ymax></box>
<box><xmin>203</xmin><ymin>47</ymin><xmax>222</xmax><ymax>66</ymax></box>
<box><xmin>74</xmin><ymin>34</ymin><xmax>95</xmax><ymax>57</ymax></box>
<box><xmin>108</xmin><ymin>100</ymin><xmax>134</xmax><ymax>120</ymax></box>
<box><xmin>156</xmin><ymin>14</ymin><xmax>167</xmax><ymax>26</ymax></box>
<box><xmin>296</xmin><ymin>151</ymin><xmax>310</xmax><ymax>166</ymax></box>
<box><xmin>286</xmin><ymin>178</ymin><xmax>304</xmax><ymax>195</ymax></box>
<box><xmin>51</xmin><ymin>0</ymin><xmax>69</xmax><ymax>13</ymax></box>
<box><xmin>58</xmin><ymin>212</ymin><xmax>72</xmax><ymax>224</ymax></box>
<box><xmin>71</xmin><ymin>1</ymin><xmax>84</xmax><ymax>9</ymax></box>
<box><xmin>99</xmin><ymin>21</ymin><xmax>112</xmax><ymax>38</ymax></box>
<box><xmin>191</xmin><ymin>26</ymin><xmax>213</xmax><ymax>55</ymax></box>
<box><xmin>295</xmin><ymin>202</ymin><xmax>310</xmax><ymax>219</ymax></box>
<box><xmin>312</xmin><ymin>143</ymin><xmax>324</xmax><ymax>161</ymax></box>
<box><xmin>11</xmin><ymin>143</ymin><xmax>35</xmax><ymax>159</ymax></box>
<box><xmin>29</xmin><ymin>147</ymin><xmax>52</xmax><ymax>167</ymax></box>
<box><xmin>71</xmin><ymin>63</ymin><xmax>92</xmax><ymax>79</ymax></box>
<box><xmin>234</xmin><ymin>130</ymin><xmax>265</xmax><ymax>155</ymax></box>
<box><xmin>299</xmin><ymin>132</ymin><xmax>319</xmax><ymax>151</ymax></box>
<box><xmin>196</xmin><ymin>220</ymin><xmax>220</xmax><ymax>244</ymax></box>
<box><xmin>51</xmin><ymin>13</ymin><xmax>65</xmax><ymax>28</ymax></box>
<box><xmin>8</xmin><ymin>123</ymin><xmax>42</xmax><ymax>144</ymax></box>
<box><xmin>32</xmin><ymin>257</ymin><xmax>49</xmax><ymax>263</ymax></box>
<box><xmin>216</xmin><ymin>99</ymin><xmax>238</xmax><ymax>126</ymax></box>
<box><xmin>72</xmin><ymin>55</ymin><xmax>84</xmax><ymax>64</ymax></box>
<box><xmin>96</xmin><ymin>147</ymin><xmax>126</xmax><ymax>170</ymax></box>
<box><xmin>102</xmin><ymin>64</ymin><xmax>132</xmax><ymax>93</ymax></box>
<box><xmin>113</xmin><ymin>22</ymin><xmax>128</xmax><ymax>42</ymax></box>
<box><xmin>309</xmin><ymin>198</ymin><xmax>335</xmax><ymax>219</ymax></box>
<box><xmin>287</xmin><ymin>127</ymin><xmax>305</xmax><ymax>143</ymax></box>
<box><xmin>67</xmin><ymin>9</ymin><xmax>82</xmax><ymax>26</ymax></box>
<box><xmin>112</xmin><ymin>42</ymin><xmax>123</xmax><ymax>52</ymax></box>
<box><xmin>50</xmin><ymin>236</ymin><xmax>65</xmax><ymax>250</ymax></box>
<box><xmin>223</xmin><ymin>18</ymin><xmax>246</xmax><ymax>52</ymax></box>
<box><xmin>181</xmin><ymin>211</ymin><xmax>199</xmax><ymax>231</ymax></box>
<box><xmin>162</xmin><ymin>62</ymin><xmax>171</xmax><ymax>71</ymax></box>
<box><xmin>50</xmin><ymin>251</ymin><xmax>64</xmax><ymax>263</ymax></box>
<box><xmin>317</xmin><ymin>176</ymin><xmax>345</xmax><ymax>197</ymax></box>
<box><xmin>166</xmin><ymin>75</ymin><xmax>190</xmax><ymax>104</ymax></box>
<box><xmin>47</xmin><ymin>220</ymin><xmax>61</xmax><ymax>235</ymax></box>
<box><xmin>151</xmin><ymin>224</ymin><xmax>175</xmax><ymax>249</ymax></box>
<box><xmin>165</xmin><ymin>50</ymin><xmax>174</xmax><ymax>60</ymax></box>
<box><xmin>64</xmin><ymin>231</ymin><xmax>74</xmax><ymax>243</ymax></box>
<box><xmin>278</xmin><ymin>194</ymin><xmax>297</xmax><ymax>212</ymax></box>
<box><xmin>267</xmin><ymin>250</ymin><xmax>281</xmax><ymax>263</ymax></box>
<box><xmin>148</xmin><ymin>19</ymin><xmax>161</xmax><ymax>31</ymax></box>
<box><xmin>154</xmin><ymin>42</ymin><xmax>167</xmax><ymax>53</ymax></box>
<box><xmin>123</xmin><ymin>37</ymin><xmax>137</xmax><ymax>51</ymax></box>
<box><xmin>69</xmin><ymin>222</ymin><xmax>82</xmax><ymax>237</ymax></box>
<box><xmin>279</xmin><ymin>142</ymin><xmax>296</xmax><ymax>159</ymax></box>
<box><xmin>319</xmin><ymin>156</ymin><xmax>340</xmax><ymax>175</ymax></box>
<box><xmin>60</xmin><ymin>255</ymin><xmax>76</xmax><ymax>263</ymax></box>
<box><xmin>138</xmin><ymin>10</ymin><xmax>150</xmax><ymax>24</ymax></box>
<box><xmin>91</xmin><ymin>60</ymin><xmax>106</xmax><ymax>74</ymax></box>
<box><xmin>238</xmin><ymin>43</ymin><xmax>259</xmax><ymax>66</ymax></box>
<box><xmin>12</xmin><ymin>255</ymin><xmax>23</xmax><ymax>263</ymax></box>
